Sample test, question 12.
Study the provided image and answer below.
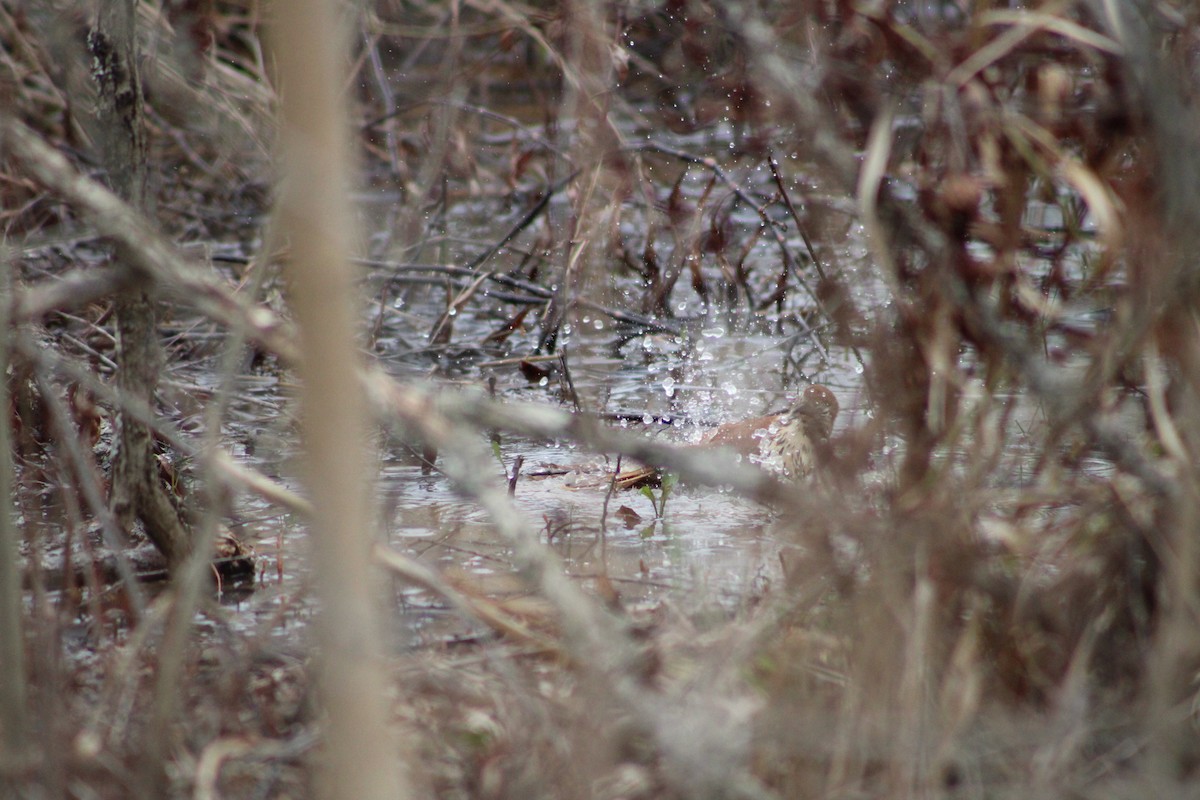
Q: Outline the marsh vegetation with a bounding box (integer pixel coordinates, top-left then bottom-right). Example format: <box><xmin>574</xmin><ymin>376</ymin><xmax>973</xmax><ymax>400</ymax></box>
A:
<box><xmin>2</xmin><ymin>1</ymin><xmax>1200</xmax><ymax>797</ymax></box>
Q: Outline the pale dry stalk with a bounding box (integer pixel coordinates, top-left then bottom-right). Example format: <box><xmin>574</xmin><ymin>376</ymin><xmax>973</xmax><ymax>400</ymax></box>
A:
<box><xmin>271</xmin><ymin>1</ymin><xmax>412</xmax><ymax>798</ymax></box>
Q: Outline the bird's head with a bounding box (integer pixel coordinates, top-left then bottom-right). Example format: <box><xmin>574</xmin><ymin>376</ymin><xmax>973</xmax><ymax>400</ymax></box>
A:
<box><xmin>792</xmin><ymin>384</ymin><xmax>839</xmax><ymax>441</ymax></box>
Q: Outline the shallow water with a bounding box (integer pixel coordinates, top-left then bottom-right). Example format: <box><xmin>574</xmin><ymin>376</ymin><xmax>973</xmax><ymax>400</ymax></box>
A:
<box><xmin>220</xmin><ymin>309</ymin><xmax>865</xmax><ymax>645</ymax></box>
<box><xmin>182</xmin><ymin>66</ymin><xmax>1098</xmax><ymax>644</ymax></box>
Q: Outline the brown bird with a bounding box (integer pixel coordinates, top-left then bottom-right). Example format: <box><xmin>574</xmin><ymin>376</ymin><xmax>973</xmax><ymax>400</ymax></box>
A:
<box><xmin>615</xmin><ymin>384</ymin><xmax>839</xmax><ymax>489</ymax></box>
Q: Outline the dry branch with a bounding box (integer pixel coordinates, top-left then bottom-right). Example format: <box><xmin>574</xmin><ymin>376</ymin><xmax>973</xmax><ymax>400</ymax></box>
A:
<box><xmin>17</xmin><ymin>340</ymin><xmax>310</xmax><ymax>518</ymax></box>
<box><xmin>271</xmin><ymin>1</ymin><xmax>411</xmax><ymax>797</ymax></box>
<box><xmin>1</xmin><ymin>116</ymin><xmax>735</xmax><ymax>531</ymax></box>
<box><xmin>0</xmin><ymin>116</ymin><xmax>300</xmax><ymax>365</ymax></box>
<box><xmin>366</xmin><ymin>373</ymin><xmax>776</xmax><ymax>800</ymax></box>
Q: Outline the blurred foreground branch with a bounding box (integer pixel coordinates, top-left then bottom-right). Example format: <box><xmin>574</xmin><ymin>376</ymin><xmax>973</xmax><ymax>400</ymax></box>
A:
<box><xmin>270</xmin><ymin>0</ymin><xmax>411</xmax><ymax>797</ymax></box>
<box><xmin>0</xmin><ymin>117</ymin><xmax>300</xmax><ymax>364</ymax></box>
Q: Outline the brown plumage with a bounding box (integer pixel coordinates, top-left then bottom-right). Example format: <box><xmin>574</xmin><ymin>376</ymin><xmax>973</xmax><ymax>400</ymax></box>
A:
<box><xmin>614</xmin><ymin>385</ymin><xmax>839</xmax><ymax>489</ymax></box>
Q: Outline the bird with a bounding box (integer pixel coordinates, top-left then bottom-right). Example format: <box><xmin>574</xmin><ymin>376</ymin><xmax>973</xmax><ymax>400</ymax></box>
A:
<box><xmin>614</xmin><ymin>385</ymin><xmax>839</xmax><ymax>489</ymax></box>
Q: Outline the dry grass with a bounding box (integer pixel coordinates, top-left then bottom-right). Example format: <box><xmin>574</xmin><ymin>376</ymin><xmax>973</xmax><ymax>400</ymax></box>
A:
<box><xmin>3</xmin><ymin>1</ymin><xmax>1200</xmax><ymax>797</ymax></box>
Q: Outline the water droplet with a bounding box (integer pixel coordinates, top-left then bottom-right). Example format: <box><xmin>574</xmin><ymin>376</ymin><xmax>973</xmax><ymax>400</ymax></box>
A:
<box><xmin>662</xmin><ymin>377</ymin><xmax>676</xmax><ymax>398</ymax></box>
<box><xmin>700</xmin><ymin>326</ymin><xmax>725</xmax><ymax>339</ymax></box>
<box><xmin>539</xmin><ymin>377</ymin><xmax>549</xmax><ymax>387</ymax></box>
